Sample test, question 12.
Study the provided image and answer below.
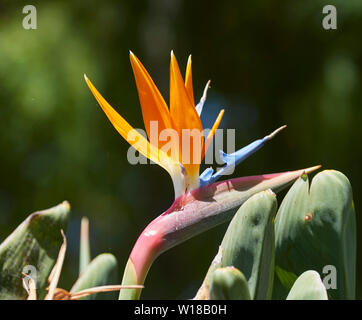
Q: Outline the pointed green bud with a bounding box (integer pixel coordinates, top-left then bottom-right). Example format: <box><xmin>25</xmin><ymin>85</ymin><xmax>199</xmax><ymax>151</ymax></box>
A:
<box><xmin>286</xmin><ymin>271</ymin><xmax>328</xmax><ymax>300</ymax></box>
<box><xmin>210</xmin><ymin>267</ymin><xmax>251</xmax><ymax>300</ymax></box>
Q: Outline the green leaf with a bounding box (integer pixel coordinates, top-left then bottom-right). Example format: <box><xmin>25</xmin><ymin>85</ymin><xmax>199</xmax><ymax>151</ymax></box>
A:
<box><xmin>286</xmin><ymin>270</ymin><xmax>328</xmax><ymax>300</ymax></box>
<box><xmin>196</xmin><ymin>190</ymin><xmax>277</xmax><ymax>299</ymax></box>
<box><xmin>274</xmin><ymin>170</ymin><xmax>356</xmax><ymax>299</ymax></box>
<box><xmin>273</xmin><ymin>265</ymin><xmax>298</xmax><ymax>299</ymax></box>
<box><xmin>0</xmin><ymin>201</ymin><xmax>70</xmax><ymax>300</ymax></box>
<box><xmin>275</xmin><ymin>266</ymin><xmax>298</xmax><ymax>290</ymax></box>
<box><xmin>210</xmin><ymin>267</ymin><xmax>251</xmax><ymax>300</ymax></box>
<box><xmin>71</xmin><ymin>253</ymin><xmax>118</xmax><ymax>300</ymax></box>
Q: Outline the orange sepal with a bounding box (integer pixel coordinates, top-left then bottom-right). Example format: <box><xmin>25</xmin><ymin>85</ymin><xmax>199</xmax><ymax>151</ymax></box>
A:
<box><xmin>129</xmin><ymin>52</ymin><xmax>174</xmax><ymax>148</ymax></box>
<box><xmin>202</xmin><ymin>109</ymin><xmax>225</xmax><ymax>159</ymax></box>
<box><xmin>169</xmin><ymin>51</ymin><xmax>203</xmax><ymax>180</ymax></box>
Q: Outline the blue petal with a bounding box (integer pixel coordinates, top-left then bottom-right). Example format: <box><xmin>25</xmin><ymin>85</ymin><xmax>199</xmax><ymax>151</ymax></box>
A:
<box><xmin>199</xmin><ymin>126</ymin><xmax>286</xmax><ymax>186</ymax></box>
<box><xmin>220</xmin><ymin>139</ymin><xmax>265</xmax><ymax>165</ymax></box>
<box><xmin>199</xmin><ymin>167</ymin><xmax>214</xmax><ymax>186</ymax></box>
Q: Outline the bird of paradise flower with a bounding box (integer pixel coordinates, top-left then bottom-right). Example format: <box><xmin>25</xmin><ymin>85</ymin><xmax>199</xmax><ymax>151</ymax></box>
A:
<box><xmin>84</xmin><ymin>51</ymin><xmax>320</xmax><ymax>299</ymax></box>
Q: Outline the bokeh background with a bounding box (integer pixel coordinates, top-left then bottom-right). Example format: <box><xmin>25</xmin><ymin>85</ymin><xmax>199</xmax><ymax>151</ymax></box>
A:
<box><xmin>0</xmin><ymin>0</ymin><xmax>361</xmax><ymax>299</ymax></box>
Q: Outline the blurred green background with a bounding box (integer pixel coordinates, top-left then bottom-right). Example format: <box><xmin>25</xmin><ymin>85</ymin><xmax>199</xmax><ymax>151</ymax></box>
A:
<box><xmin>0</xmin><ymin>0</ymin><xmax>361</xmax><ymax>299</ymax></box>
